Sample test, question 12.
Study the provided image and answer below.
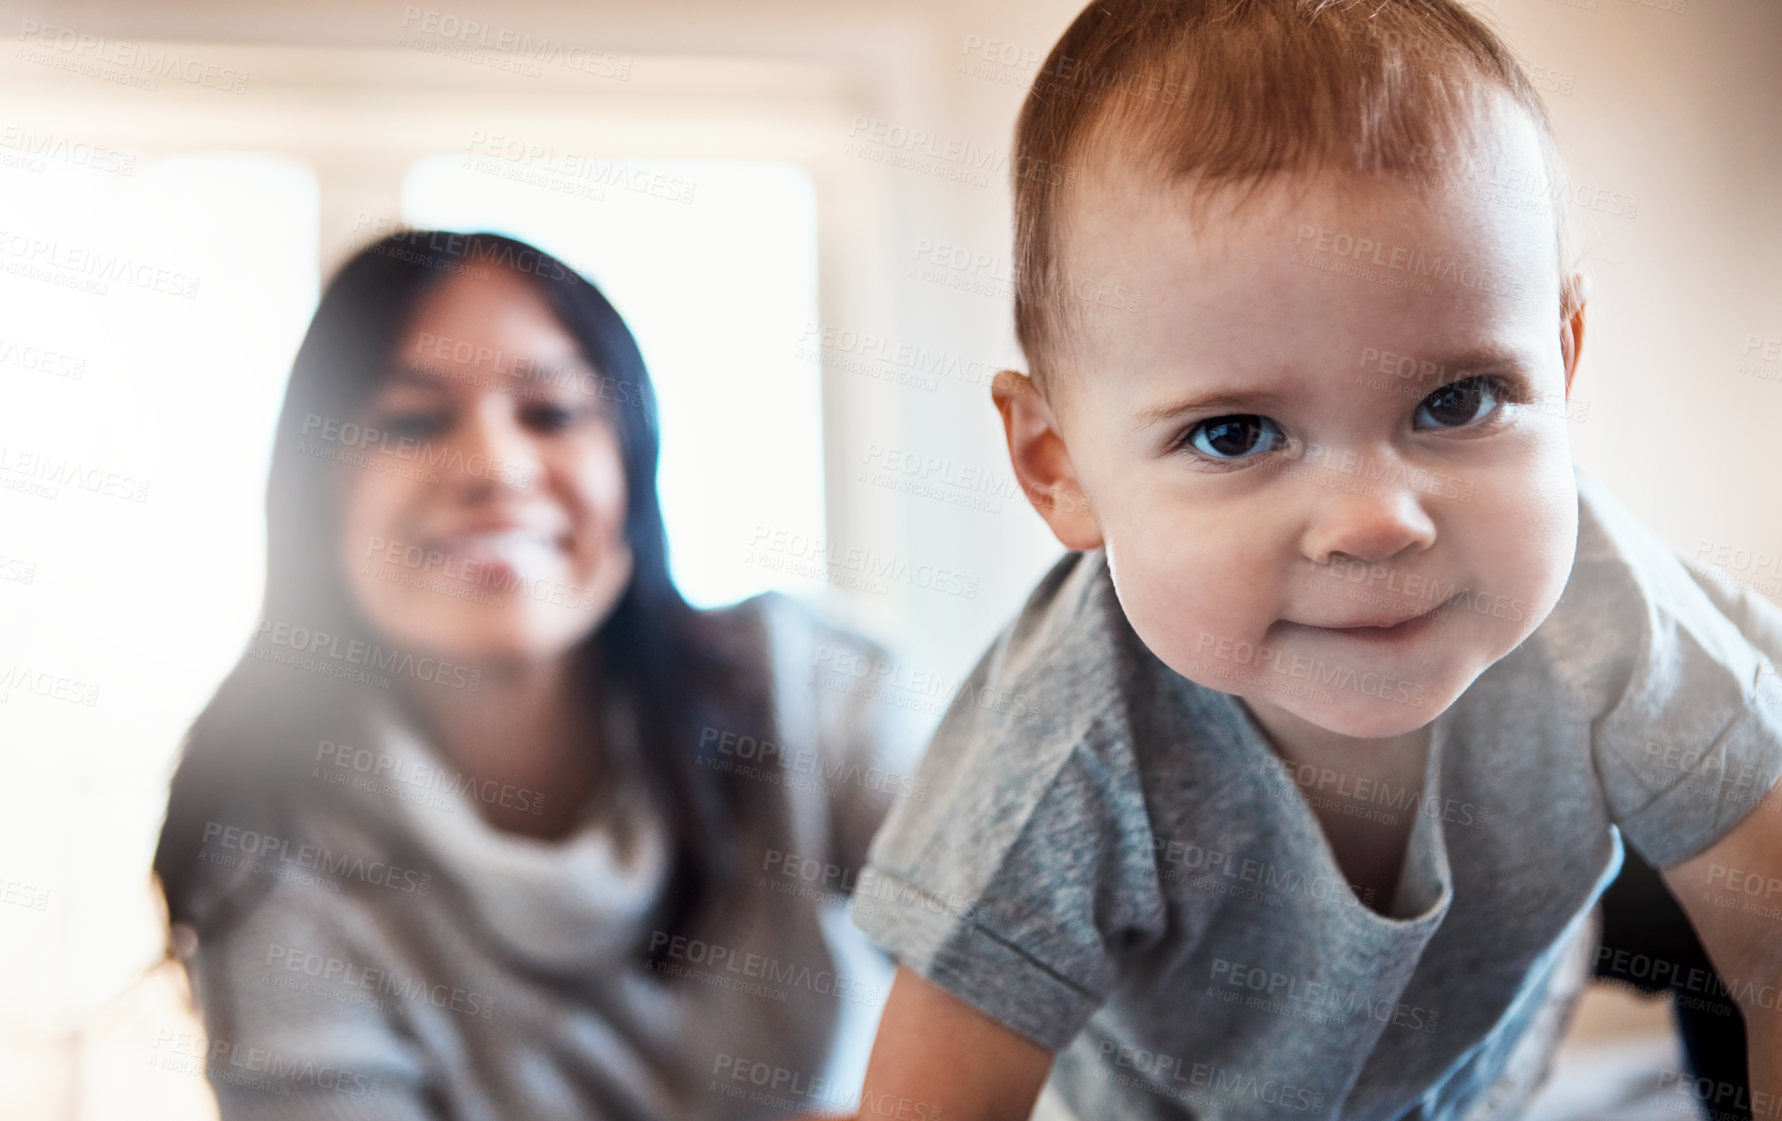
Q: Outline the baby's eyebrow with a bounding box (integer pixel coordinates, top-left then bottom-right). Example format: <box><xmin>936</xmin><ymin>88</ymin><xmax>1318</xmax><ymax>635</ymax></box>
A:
<box><xmin>1372</xmin><ymin>345</ymin><xmax>1532</xmax><ymax>384</ymax></box>
<box><xmin>1129</xmin><ymin>388</ymin><xmax>1290</xmax><ymax>432</ymax></box>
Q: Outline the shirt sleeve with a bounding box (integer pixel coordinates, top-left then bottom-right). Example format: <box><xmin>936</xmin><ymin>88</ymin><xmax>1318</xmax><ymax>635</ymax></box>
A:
<box><xmin>848</xmin><ymin>622</ymin><xmax>1168</xmax><ymax>1052</ymax></box>
<box><xmin>1576</xmin><ymin>473</ymin><xmax>1782</xmax><ymax>869</ymax></box>
<box><xmin>187</xmin><ymin>883</ymin><xmax>435</xmax><ymax>1121</ymax></box>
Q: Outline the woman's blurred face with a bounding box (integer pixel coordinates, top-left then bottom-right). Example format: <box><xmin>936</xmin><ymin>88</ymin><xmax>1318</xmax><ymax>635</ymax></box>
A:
<box><xmin>339</xmin><ymin>266</ymin><xmax>634</xmax><ymax>666</ymax></box>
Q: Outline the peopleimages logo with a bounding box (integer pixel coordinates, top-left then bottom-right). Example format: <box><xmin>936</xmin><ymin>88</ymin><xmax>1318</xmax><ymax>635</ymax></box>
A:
<box><xmin>1196</xmin><ymin>631</ymin><xmax>1426</xmax><ymax>707</ymax></box>
<box><xmin>698</xmin><ymin>725</ymin><xmax>928</xmax><ymax>801</ymax></box>
<box><xmin>300</xmin><ymin>413</ymin><xmax>532</xmax><ymax>488</ymax></box>
<box><xmin>1208</xmin><ymin>958</ymin><xmax>1440</xmax><ymax>1034</ymax></box>
<box><xmin>0</xmin><ymin>664</ymin><xmax>100</xmax><ymax>707</ymax></box>
<box><xmin>1272</xmin><ymin>758</ymin><xmax>1490</xmax><ymax>829</ymax></box>
<box><xmin>462</xmin><ymin>133</ymin><xmax>697</xmax><ymax>204</ymax></box>
<box><xmin>264</xmin><ymin>942</ymin><xmax>497</xmax><ymax>1020</ymax></box>
<box><xmin>200</xmin><ymin>821</ymin><xmax>433</xmax><ymax>896</ymax></box>
<box><xmin>1095</xmin><ymin>1042</ymin><xmax>1326</xmax><ymax>1113</ymax></box>
<box><xmin>744</xmin><ymin>525</ymin><xmax>979</xmax><ymax>600</ymax></box>
<box><xmin>0</xmin><ymin>229</ymin><xmax>201</xmax><ymax>298</ymax></box>
<box><xmin>812</xmin><ymin>642</ymin><xmax>1051</xmax><ymax>728</ymax></box>
<box><xmin>1151</xmin><ymin>834</ymin><xmax>1377</xmax><ymax>906</ymax></box>
<box><xmin>314</xmin><ymin>737</ymin><xmax>545</xmax><ymax>816</ymax></box>
<box><xmin>397</xmin><ymin>7</ymin><xmax>632</xmax><ymax>79</ymax></box>
<box><xmin>648</xmin><ymin>931</ymin><xmax>882</xmax><ymax>1006</ymax></box>
<box><xmin>253</xmin><ymin>618</ymin><xmax>481</xmax><ymax>693</ymax></box>
<box><xmin>844</xmin><ymin>115</ymin><xmax>1076</xmax><ymax>189</ymax></box>
<box><xmin>151</xmin><ymin>1029</ymin><xmax>382</xmax><ymax>1099</ymax></box>
<box><xmin>0</xmin><ymin>443</ymin><xmax>150</xmax><ymax>503</ymax></box>
<box><xmin>1292</xmin><ymin>223</ymin><xmax>1525</xmax><ymax>297</ymax></box>
<box><xmin>0</xmin><ymin>877</ymin><xmax>50</xmax><ymax>911</ymax></box>
<box><xmin>15</xmin><ymin>20</ymin><xmax>250</xmax><ymax>94</ymax></box>
<box><xmin>360</xmin><ymin>535</ymin><xmax>604</xmax><ymax>613</ymax></box>
<box><xmin>0</xmin><ymin>124</ymin><xmax>135</xmax><ymax>176</ymax></box>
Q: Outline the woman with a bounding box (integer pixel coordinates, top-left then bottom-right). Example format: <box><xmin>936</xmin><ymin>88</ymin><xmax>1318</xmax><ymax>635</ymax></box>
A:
<box><xmin>154</xmin><ymin>231</ymin><xmax>916</xmax><ymax>1119</ymax></box>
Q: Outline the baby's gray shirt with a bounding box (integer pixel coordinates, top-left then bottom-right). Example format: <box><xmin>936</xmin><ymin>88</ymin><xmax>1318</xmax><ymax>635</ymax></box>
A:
<box><xmin>851</xmin><ymin>467</ymin><xmax>1782</xmax><ymax>1120</ymax></box>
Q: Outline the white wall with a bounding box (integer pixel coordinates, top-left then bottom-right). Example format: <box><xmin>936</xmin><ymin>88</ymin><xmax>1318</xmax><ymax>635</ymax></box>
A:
<box><xmin>9</xmin><ymin>0</ymin><xmax>1778</xmax><ymax>682</ymax></box>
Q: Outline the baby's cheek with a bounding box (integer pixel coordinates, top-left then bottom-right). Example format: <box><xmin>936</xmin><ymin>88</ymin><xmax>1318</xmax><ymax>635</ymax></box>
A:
<box><xmin>1107</xmin><ymin>538</ymin><xmax>1266</xmax><ymax>681</ymax></box>
<box><xmin>1471</xmin><ymin>456</ymin><xmax>1578</xmax><ymax>641</ymax></box>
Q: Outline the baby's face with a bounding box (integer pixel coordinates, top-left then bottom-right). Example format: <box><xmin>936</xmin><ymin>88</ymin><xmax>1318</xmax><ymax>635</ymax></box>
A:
<box><xmin>1042</xmin><ymin>112</ymin><xmax>1581</xmax><ymax>739</ymax></box>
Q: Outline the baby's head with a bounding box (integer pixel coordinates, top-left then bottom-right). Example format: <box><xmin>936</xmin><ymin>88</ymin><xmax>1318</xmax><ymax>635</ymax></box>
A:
<box><xmin>996</xmin><ymin>0</ymin><xmax>1588</xmax><ymax>739</ymax></box>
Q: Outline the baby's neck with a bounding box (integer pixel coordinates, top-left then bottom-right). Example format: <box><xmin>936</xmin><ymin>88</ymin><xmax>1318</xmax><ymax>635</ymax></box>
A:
<box><xmin>1239</xmin><ymin>696</ymin><xmax>1431</xmax><ymax>783</ymax></box>
<box><xmin>1239</xmin><ymin>696</ymin><xmax>1434</xmax><ymax>914</ymax></box>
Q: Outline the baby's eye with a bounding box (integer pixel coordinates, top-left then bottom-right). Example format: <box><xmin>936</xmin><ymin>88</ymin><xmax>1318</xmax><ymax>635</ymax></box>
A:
<box><xmin>1183</xmin><ymin>415</ymin><xmax>1286</xmax><ymax>460</ymax></box>
<box><xmin>1415</xmin><ymin>376</ymin><xmax>1507</xmax><ymax>429</ymax></box>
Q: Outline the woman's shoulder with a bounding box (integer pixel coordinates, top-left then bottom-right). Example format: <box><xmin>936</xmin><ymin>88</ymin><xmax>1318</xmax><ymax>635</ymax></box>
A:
<box><xmin>704</xmin><ymin>591</ymin><xmax>927</xmax><ymax>794</ymax></box>
<box><xmin>184</xmin><ymin>789</ymin><xmax>426</xmax><ymax>933</ymax></box>
<box><xmin>709</xmin><ymin>591</ymin><xmax>920</xmax><ymax>739</ymax></box>
<box><xmin>705</xmin><ymin>589</ymin><xmax>891</xmax><ymax>665</ymax></box>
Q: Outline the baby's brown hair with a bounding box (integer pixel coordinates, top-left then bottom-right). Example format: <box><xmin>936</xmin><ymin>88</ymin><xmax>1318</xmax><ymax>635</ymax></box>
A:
<box><xmin>1013</xmin><ymin>0</ymin><xmax>1582</xmax><ymax>385</ymax></box>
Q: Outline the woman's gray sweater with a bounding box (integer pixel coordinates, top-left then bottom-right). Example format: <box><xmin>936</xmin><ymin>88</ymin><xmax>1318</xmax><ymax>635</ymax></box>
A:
<box><xmin>183</xmin><ymin>594</ymin><xmax>923</xmax><ymax>1120</ymax></box>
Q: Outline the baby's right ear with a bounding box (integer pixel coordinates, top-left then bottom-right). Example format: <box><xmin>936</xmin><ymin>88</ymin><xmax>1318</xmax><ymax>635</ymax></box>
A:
<box><xmin>991</xmin><ymin>371</ymin><xmax>1104</xmax><ymax>551</ymax></box>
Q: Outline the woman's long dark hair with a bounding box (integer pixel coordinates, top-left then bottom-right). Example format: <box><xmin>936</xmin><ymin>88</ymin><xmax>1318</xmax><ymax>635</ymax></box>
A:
<box><xmin>153</xmin><ymin>231</ymin><xmax>766</xmax><ymax>960</ymax></box>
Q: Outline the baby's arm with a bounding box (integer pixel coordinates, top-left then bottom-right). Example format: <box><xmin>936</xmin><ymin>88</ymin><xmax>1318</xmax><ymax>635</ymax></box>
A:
<box><xmin>778</xmin><ymin>966</ymin><xmax>1050</xmax><ymax>1121</ymax></box>
<box><xmin>855</xmin><ymin>965</ymin><xmax>1054</xmax><ymax>1121</ymax></box>
<box><xmin>1658</xmin><ymin>778</ymin><xmax>1782</xmax><ymax>1092</ymax></box>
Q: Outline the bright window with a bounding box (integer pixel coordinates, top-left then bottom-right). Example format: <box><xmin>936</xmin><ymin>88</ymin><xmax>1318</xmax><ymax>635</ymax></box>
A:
<box><xmin>0</xmin><ymin>152</ymin><xmax>318</xmax><ymax>1119</ymax></box>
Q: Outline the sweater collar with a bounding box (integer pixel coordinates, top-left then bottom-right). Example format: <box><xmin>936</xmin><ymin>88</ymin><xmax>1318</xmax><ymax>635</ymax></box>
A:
<box><xmin>363</xmin><ymin>695</ymin><xmax>672</xmax><ymax>972</ymax></box>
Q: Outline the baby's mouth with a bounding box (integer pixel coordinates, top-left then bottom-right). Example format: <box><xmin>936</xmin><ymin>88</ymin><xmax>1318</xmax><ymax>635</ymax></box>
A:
<box><xmin>1283</xmin><ymin>593</ymin><xmax>1458</xmax><ymax>643</ymax></box>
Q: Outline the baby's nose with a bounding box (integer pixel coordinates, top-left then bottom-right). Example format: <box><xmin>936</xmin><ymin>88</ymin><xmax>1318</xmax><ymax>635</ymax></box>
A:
<box><xmin>1299</xmin><ymin>483</ymin><xmax>1437</xmax><ymax>567</ymax></box>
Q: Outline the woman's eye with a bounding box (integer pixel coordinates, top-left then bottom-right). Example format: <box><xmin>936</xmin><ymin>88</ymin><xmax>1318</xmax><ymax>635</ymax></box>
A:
<box><xmin>1415</xmin><ymin>376</ymin><xmax>1506</xmax><ymax>429</ymax></box>
<box><xmin>376</xmin><ymin>410</ymin><xmax>448</xmax><ymax>440</ymax></box>
<box><xmin>519</xmin><ymin>402</ymin><xmax>585</xmax><ymax>433</ymax></box>
<box><xmin>1183</xmin><ymin>415</ymin><xmax>1285</xmax><ymax>460</ymax></box>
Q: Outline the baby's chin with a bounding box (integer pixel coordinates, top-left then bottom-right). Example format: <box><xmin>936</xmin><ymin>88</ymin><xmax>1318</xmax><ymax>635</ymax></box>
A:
<box><xmin>1229</xmin><ymin>652</ymin><xmax>1501</xmax><ymax>743</ymax></box>
<box><xmin>1249</xmin><ymin>687</ymin><xmax>1445</xmax><ymax>742</ymax></box>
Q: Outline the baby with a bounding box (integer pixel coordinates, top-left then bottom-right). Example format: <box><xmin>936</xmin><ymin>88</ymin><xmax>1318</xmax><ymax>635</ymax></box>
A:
<box><xmin>845</xmin><ymin>0</ymin><xmax>1782</xmax><ymax>1117</ymax></box>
